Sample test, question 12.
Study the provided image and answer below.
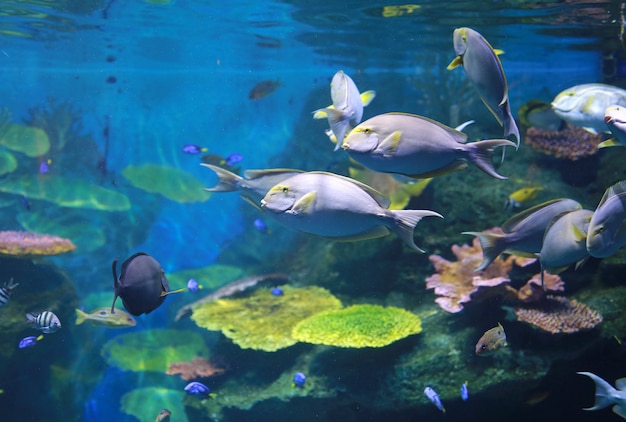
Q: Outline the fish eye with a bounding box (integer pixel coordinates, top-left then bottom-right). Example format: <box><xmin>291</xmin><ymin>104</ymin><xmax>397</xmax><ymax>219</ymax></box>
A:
<box><xmin>282</xmin><ymin>187</ymin><xmax>289</xmax><ymax>193</ymax></box>
<box><xmin>362</xmin><ymin>128</ymin><xmax>372</xmax><ymax>134</ymax></box>
<box><xmin>98</xmin><ymin>310</ymin><xmax>107</xmax><ymax>316</ymax></box>
<box><xmin>480</xmin><ymin>344</ymin><xmax>487</xmax><ymax>351</ymax></box>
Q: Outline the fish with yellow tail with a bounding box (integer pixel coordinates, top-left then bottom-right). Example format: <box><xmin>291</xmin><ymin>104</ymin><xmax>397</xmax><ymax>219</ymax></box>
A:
<box><xmin>475</xmin><ymin>323</ymin><xmax>507</xmax><ymax>356</ymax></box>
<box><xmin>341</xmin><ymin>112</ymin><xmax>516</xmax><ymax>180</ymax></box>
<box><xmin>505</xmin><ymin>186</ymin><xmax>543</xmax><ymax>210</ymax></box>
<box><xmin>75</xmin><ymin>307</ymin><xmax>137</xmax><ymax>328</ymax></box>
<box><xmin>447</xmin><ymin>27</ymin><xmax>520</xmax><ymax>151</ymax></box>
<box><xmin>260</xmin><ymin>171</ymin><xmax>442</xmax><ymax>252</ymax></box>
<box><xmin>600</xmin><ymin>105</ymin><xmax>626</xmax><ymax>148</ymax></box>
<box><xmin>313</xmin><ymin>70</ymin><xmax>376</xmax><ymax>150</ymax></box>
<box><xmin>578</xmin><ymin>372</ymin><xmax>626</xmax><ymax>420</ymax></box>
<box><xmin>587</xmin><ymin>180</ymin><xmax>626</xmax><ymax>259</ymax></box>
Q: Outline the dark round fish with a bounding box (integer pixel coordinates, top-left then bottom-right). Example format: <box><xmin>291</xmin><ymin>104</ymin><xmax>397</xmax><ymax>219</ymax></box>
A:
<box><xmin>110</xmin><ymin>252</ymin><xmax>181</xmax><ymax>316</ymax></box>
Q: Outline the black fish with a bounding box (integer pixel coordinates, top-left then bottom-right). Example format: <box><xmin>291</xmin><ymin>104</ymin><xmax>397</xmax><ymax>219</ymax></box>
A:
<box><xmin>110</xmin><ymin>252</ymin><xmax>183</xmax><ymax>316</ymax></box>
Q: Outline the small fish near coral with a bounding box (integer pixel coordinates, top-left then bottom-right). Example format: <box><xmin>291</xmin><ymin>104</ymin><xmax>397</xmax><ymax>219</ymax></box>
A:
<box><xmin>110</xmin><ymin>252</ymin><xmax>185</xmax><ymax>317</ymax></box>
<box><xmin>182</xmin><ymin>144</ymin><xmax>208</xmax><ymax>155</ymax></box>
<box><xmin>26</xmin><ymin>310</ymin><xmax>61</xmax><ymax>333</ymax></box>
<box><xmin>154</xmin><ymin>408</ymin><xmax>171</xmax><ymax>422</ymax></box>
<box><xmin>475</xmin><ymin>323</ymin><xmax>507</xmax><ymax>356</ymax></box>
<box><xmin>424</xmin><ymin>386</ymin><xmax>445</xmax><ymax>413</ymax></box>
<box><xmin>0</xmin><ymin>278</ymin><xmax>18</xmax><ymax>310</ymax></box>
<box><xmin>461</xmin><ymin>382</ymin><xmax>469</xmax><ymax>401</ymax></box>
<box><xmin>292</xmin><ymin>372</ymin><xmax>306</xmax><ymax>388</ymax></box>
<box><xmin>75</xmin><ymin>307</ymin><xmax>136</xmax><ymax>328</ymax></box>
<box><xmin>504</xmin><ymin>186</ymin><xmax>543</xmax><ymax>210</ymax></box>
<box><xmin>184</xmin><ymin>381</ymin><xmax>215</xmax><ymax>399</ymax></box>
<box><xmin>271</xmin><ymin>287</ymin><xmax>284</xmax><ymax>296</ymax></box>
<box><xmin>18</xmin><ymin>334</ymin><xmax>43</xmax><ymax>349</ymax></box>
<box><xmin>578</xmin><ymin>371</ymin><xmax>626</xmax><ymax>420</ymax></box>
<box><xmin>248</xmin><ymin>79</ymin><xmax>281</xmax><ymax>100</ymax></box>
<box><xmin>187</xmin><ymin>278</ymin><xmax>202</xmax><ymax>293</ymax></box>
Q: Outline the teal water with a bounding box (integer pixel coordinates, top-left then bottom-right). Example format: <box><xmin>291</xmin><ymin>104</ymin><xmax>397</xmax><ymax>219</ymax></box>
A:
<box><xmin>0</xmin><ymin>1</ymin><xmax>625</xmax><ymax>421</ymax></box>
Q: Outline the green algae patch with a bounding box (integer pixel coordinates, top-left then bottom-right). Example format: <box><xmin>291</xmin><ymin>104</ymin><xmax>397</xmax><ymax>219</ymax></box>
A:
<box><xmin>121</xmin><ymin>387</ymin><xmax>188</xmax><ymax>422</ymax></box>
<box><xmin>101</xmin><ymin>329</ymin><xmax>208</xmax><ymax>372</ymax></box>
<box><xmin>167</xmin><ymin>264</ymin><xmax>245</xmax><ymax>291</ymax></box>
<box><xmin>0</xmin><ymin>149</ymin><xmax>17</xmax><ymax>176</ymax></box>
<box><xmin>191</xmin><ymin>285</ymin><xmax>342</xmax><ymax>352</ymax></box>
<box><xmin>293</xmin><ymin>304</ymin><xmax>422</xmax><ymax>348</ymax></box>
<box><xmin>0</xmin><ymin>124</ymin><xmax>50</xmax><ymax>157</ymax></box>
<box><xmin>122</xmin><ymin>163</ymin><xmax>211</xmax><ymax>203</ymax></box>
<box><xmin>0</xmin><ymin>175</ymin><xmax>130</xmax><ymax>211</ymax></box>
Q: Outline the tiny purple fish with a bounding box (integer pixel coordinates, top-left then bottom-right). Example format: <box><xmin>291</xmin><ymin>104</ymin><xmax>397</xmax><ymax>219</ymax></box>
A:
<box><xmin>39</xmin><ymin>159</ymin><xmax>51</xmax><ymax>174</ymax></box>
<box><xmin>461</xmin><ymin>382</ymin><xmax>469</xmax><ymax>401</ymax></box>
<box><xmin>18</xmin><ymin>335</ymin><xmax>43</xmax><ymax>349</ymax></box>
<box><xmin>224</xmin><ymin>153</ymin><xmax>243</xmax><ymax>166</ymax></box>
<box><xmin>424</xmin><ymin>386</ymin><xmax>445</xmax><ymax>412</ymax></box>
<box><xmin>271</xmin><ymin>287</ymin><xmax>284</xmax><ymax>296</ymax></box>
<box><xmin>182</xmin><ymin>144</ymin><xmax>207</xmax><ymax>155</ymax></box>
<box><xmin>253</xmin><ymin>218</ymin><xmax>269</xmax><ymax>234</ymax></box>
<box><xmin>187</xmin><ymin>278</ymin><xmax>200</xmax><ymax>292</ymax></box>
<box><xmin>184</xmin><ymin>381</ymin><xmax>212</xmax><ymax>398</ymax></box>
<box><xmin>293</xmin><ymin>372</ymin><xmax>306</xmax><ymax>388</ymax></box>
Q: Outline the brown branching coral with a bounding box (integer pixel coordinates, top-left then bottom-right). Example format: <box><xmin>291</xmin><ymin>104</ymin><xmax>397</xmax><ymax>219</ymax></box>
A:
<box><xmin>524</xmin><ymin>123</ymin><xmax>603</xmax><ymax>160</ymax></box>
<box><xmin>25</xmin><ymin>98</ymin><xmax>82</xmax><ymax>152</ymax></box>
<box><xmin>165</xmin><ymin>357</ymin><xmax>226</xmax><ymax>381</ymax></box>
<box><xmin>511</xmin><ymin>295</ymin><xmax>602</xmax><ymax>334</ymax></box>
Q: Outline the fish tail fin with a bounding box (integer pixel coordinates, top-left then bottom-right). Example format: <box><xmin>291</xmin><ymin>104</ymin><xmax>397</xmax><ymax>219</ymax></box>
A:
<box><xmin>25</xmin><ymin>313</ymin><xmax>36</xmax><ymax>324</ymax></box>
<box><xmin>462</xmin><ymin>231</ymin><xmax>507</xmax><ymax>271</ymax></box>
<box><xmin>466</xmin><ymin>139</ymin><xmax>517</xmax><ymax>179</ymax></box>
<box><xmin>390</xmin><ymin>209</ymin><xmax>443</xmax><ymax>253</ymax></box>
<box><xmin>75</xmin><ymin>308</ymin><xmax>87</xmax><ymax>325</ymax></box>
<box><xmin>502</xmin><ymin>102</ymin><xmax>521</xmax><ymax>149</ymax></box>
<box><xmin>578</xmin><ymin>372</ymin><xmax>618</xmax><ymax>411</ymax></box>
<box><xmin>201</xmin><ymin>164</ymin><xmax>243</xmax><ymax>192</ymax></box>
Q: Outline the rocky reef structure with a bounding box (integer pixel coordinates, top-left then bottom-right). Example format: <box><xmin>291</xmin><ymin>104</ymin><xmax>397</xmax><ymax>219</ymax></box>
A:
<box><xmin>524</xmin><ymin>123</ymin><xmax>603</xmax><ymax>160</ymax></box>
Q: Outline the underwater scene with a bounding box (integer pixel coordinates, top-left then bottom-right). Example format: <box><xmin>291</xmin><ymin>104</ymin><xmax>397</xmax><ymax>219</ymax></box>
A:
<box><xmin>3</xmin><ymin>0</ymin><xmax>626</xmax><ymax>421</ymax></box>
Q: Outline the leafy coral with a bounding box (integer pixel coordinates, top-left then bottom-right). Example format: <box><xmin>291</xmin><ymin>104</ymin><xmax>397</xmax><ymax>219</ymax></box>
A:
<box><xmin>190</xmin><ymin>285</ymin><xmax>342</xmax><ymax>351</ymax></box>
<box><xmin>293</xmin><ymin>304</ymin><xmax>422</xmax><ymax>348</ymax></box>
<box><xmin>0</xmin><ymin>124</ymin><xmax>50</xmax><ymax>157</ymax></box>
<box><xmin>0</xmin><ymin>149</ymin><xmax>17</xmax><ymax>176</ymax></box>
<box><xmin>122</xmin><ymin>163</ymin><xmax>211</xmax><ymax>203</ymax></box>
<box><xmin>100</xmin><ymin>329</ymin><xmax>208</xmax><ymax>372</ymax></box>
<box><xmin>121</xmin><ymin>387</ymin><xmax>188</xmax><ymax>422</ymax></box>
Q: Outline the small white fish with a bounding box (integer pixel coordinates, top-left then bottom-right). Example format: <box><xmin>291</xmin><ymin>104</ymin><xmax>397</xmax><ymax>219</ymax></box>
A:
<box><xmin>601</xmin><ymin>105</ymin><xmax>626</xmax><ymax>147</ymax></box>
<box><xmin>578</xmin><ymin>372</ymin><xmax>626</xmax><ymax>420</ymax></box>
<box><xmin>26</xmin><ymin>310</ymin><xmax>61</xmax><ymax>333</ymax></box>
<box><xmin>0</xmin><ymin>278</ymin><xmax>18</xmax><ymax>310</ymax></box>
<box><xmin>260</xmin><ymin>171</ymin><xmax>442</xmax><ymax>252</ymax></box>
<box><xmin>424</xmin><ymin>386</ymin><xmax>445</xmax><ymax>412</ymax></box>
<box><xmin>551</xmin><ymin>83</ymin><xmax>626</xmax><ymax>134</ymax></box>
<box><xmin>539</xmin><ymin>209</ymin><xmax>593</xmax><ymax>275</ymax></box>
<box><xmin>587</xmin><ymin>180</ymin><xmax>626</xmax><ymax>258</ymax></box>
<box><xmin>313</xmin><ymin>70</ymin><xmax>376</xmax><ymax>151</ymax></box>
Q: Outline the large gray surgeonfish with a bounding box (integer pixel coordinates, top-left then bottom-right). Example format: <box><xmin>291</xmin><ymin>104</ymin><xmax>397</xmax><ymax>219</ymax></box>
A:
<box><xmin>110</xmin><ymin>252</ymin><xmax>183</xmax><ymax>316</ymax></box>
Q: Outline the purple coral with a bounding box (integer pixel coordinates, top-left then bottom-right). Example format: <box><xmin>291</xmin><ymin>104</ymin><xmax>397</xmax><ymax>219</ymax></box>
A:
<box><xmin>512</xmin><ymin>295</ymin><xmax>602</xmax><ymax>334</ymax></box>
<box><xmin>524</xmin><ymin>124</ymin><xmax>602</xmax><ymax>161</ymax></box>
<box><xmin>0</xmin><ymin>230</ymin><xmax>76</xmax><ymax>258</ymax></box>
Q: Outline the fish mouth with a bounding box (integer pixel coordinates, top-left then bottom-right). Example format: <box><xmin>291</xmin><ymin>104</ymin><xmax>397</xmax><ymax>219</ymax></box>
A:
<box><xmin>341</xmin><ymin>142</ymin><xmax>350</xmax><ymax>150</ymax></box>
<box><xmin>605</xmin><ymin>115</ymin><xmax>614</xmax><ymax>124</ymax></box>
<box><xmin>260</xmin><ymin>199</ymin><xmax>267</xmax><ymax>207</ymax></box>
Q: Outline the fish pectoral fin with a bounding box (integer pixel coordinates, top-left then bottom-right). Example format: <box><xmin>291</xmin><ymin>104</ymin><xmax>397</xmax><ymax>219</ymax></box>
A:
<box><xmin>572</xmin><ymin>223</ymin><xmax>587</xmax><ymax>242</ymax></box>
<box><xmin>598</xmin><ymin>138</ymin><xmax>622</xmax><ymax>148</ymax></box>
<box><xmin>289</xmin><ymin>191</ymin><xmax>316</xmax><ymax>215</ymax></box>
<box><xmin>161</xmin><ymin>288</ymin><xmax>186</xmax><ymax>297</ymax></box>
<box><xmin>312</xmin><ymin>105</ymin><xmax>333</xmax><ymax>119</ymax></box>
<box><xmin>582</xmin><ymin>126</ymin><xmax>599</xmax><ymax>135</ymax></box>
<box><xmin>360</xmin><ymin>90</ymin><xmax>376</xmax><ymax>107</ymax></box>
<box><xmin>446</xmin><ymin>56</ymin><xmax>462</xmax><ymax>70</ymax></box>
<box><xmin>494</xmin><ymin>48</ymin><xmax>505</xmax><ymax>56</ymax></box>
<box><xmin>378</xmin><ymin>131</ymin><xmax>402</xmax><ymax>157</ymax></box>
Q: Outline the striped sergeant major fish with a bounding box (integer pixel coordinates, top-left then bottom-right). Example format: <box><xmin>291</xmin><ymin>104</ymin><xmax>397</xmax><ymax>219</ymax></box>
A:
<box><xmin>0</xmin><ymin>278</ymin><xmax>18</xmax><ymax>310</ymax></box>
<box><xmin>26</xmin><ymin>310</ymin><xmax>61</xmax><ymax>333</ymax></box>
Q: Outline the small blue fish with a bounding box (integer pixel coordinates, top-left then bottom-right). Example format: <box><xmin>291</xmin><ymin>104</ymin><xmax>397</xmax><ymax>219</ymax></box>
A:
<box><xmin>184</xmin><ymin>381</ymin><xmax>214</xmax><ymax>398</ymax></box>
<box><xmin>461</xmin><ymin>382</ymin><xmax>469</xmax><ymax>401</ymax></box>
<box><xmin>187</xmin><ymin>278</ymin><xmax>201</xmax><ymax>293</ymax></box>
<box><xmin>293</xmin><ymin>372</ymin><xmax>306</xmax><ymax>388</ymax></box>
<box><xmin>224</xmin><ymin>153</ymin><xmax>243</xmax><ymax>166</ymax></box>
<box><xmin>253</xmin><ymin>218</ymin><xmax>270</xmax><ymax>234</ymax></box>
<box><xmin>0</xmin><ymin>278</ymin><xmax>18</xmax><ymax>310</ymax></box>
<box><xmin>424</xmin><ymin>386</ymin><xmax>445</xmax><ymax>412</ymax></box>
<box><xmin>271</xmin><ymin>287</ymin><xmax>284</xmax><ymax>296</ymax></box>
<box><xmin>18</xmin><ymin>334</ymin><xmax>43</xmax><ymax>349</ymax></box>
<box><xmin>20</xmin><ymin>195</ymin><xmax>31</xmax><ymax>211</ymax></box>
<box><xmin>182</xmin><ymin>144</ymin><xmax>208</xmax><ymax>155</ymax></box>
<box><xmin>39</xmin><ymin>159</ymin><xmax>51</xmax><ymax>174</ymax></box>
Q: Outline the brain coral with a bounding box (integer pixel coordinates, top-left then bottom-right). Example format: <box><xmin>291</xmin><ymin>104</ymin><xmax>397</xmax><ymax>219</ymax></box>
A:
<box><xmin>292</xmin><ymin>304</ymin><xmax>422</xmax><ymax>348</ymax></box>
<box><xmin>190</xmin><ymin>285</ymin><xmax>342</xmax><ymax>351</ymax></box>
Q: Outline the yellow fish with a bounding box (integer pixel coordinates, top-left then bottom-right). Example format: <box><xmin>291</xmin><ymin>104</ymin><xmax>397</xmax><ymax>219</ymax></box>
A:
<box><xmin>475</xmin><ymin>323</ymin><xmax>507</xmax><ymax>356</ymax></box>
<box><xmin>505</xmin><ymin>186</ymin><xmax>543</xmax><ymax>210</ymax></box>
<box><xmin>75</xmin><ymin>307</ymin><xmax>136</xmax><ymax>328</ymax></box>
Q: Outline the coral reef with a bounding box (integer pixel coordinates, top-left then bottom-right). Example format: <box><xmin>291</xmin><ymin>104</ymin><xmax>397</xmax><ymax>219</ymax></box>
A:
<box><xmin>510</xmin><ymin>295</ymin><xmax>603</xmax><ymax>334</ymax></box>
<box><xmin>524</xmin><ymin>123</ymin><xmax>603</xmax><ymax>160</ymax></box>
<box><xmin>190</xmin><ymin>285</ymin><xmax>342</xmax><ymax>351</ymax></box>
<box><xmin>25</xmin><ymin>98</ymin><xmax>82</xmax><ymax>152</ymax></box>
<box><xmin>293</xmin><ymin>304</ymin><xmax>422</xmax><ymax>348</ymax></box>
<box><xmin>101</xmin><ymin>329</ymin><xmax>209</xmax><ymax>372</ymax></box>
<box><xmin>0</xmin><ymin>149</ymin><xmax>17</xmax><ymax>176</ymax></box>
<box><xmin>0</xmin><ymin>123</ymin><xmax>50</xmax><ymax>157</ymax></box>
<box><xmin>0</xmin><ymin>230</ymin><xmax>75</xmax><ymax>258</ymax></box>
<box><xmin>122</xmin><ymin>164</ymin><xmax>211</xmax><ymax>203</ymax></box>
<box><xmin>166</xmin><ymin>357</ymin><xmax>226</xmax><ymax>381</ymax></box>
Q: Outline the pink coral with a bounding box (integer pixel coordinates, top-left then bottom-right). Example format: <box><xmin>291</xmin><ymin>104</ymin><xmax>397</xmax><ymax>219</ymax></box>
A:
<box><xmin>524</xmin><ymin>124</ymin><xmax>602</xmax><ymax>160</ymax></box>
<box><xmin>165</xmin><ymin>357</ymin><xmax>226</xmax><ymax>381</ymax></box>
<box><xmin>0</xmin><ymin>230</ymin><xmax>75</xmax><ymax>258</ymax></box>
<box><xmin>516</xmin><ymin>273</ymin><xmax>565</xmax><ymax>303</ymax></box>
<box><xmin>512</xmin><ymin>295</ymin><xmax>602</xmax><ymax>334</ymax></box>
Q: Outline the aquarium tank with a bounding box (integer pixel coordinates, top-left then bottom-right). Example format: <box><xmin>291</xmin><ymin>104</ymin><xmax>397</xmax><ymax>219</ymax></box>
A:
<box><xmin>1</xmin><ymin>0</ymin><xmax>626</xmax><ymax>421</ymax></box>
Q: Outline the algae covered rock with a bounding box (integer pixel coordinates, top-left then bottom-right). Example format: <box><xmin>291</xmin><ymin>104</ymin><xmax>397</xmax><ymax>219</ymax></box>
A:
<box><xmin>101</xmin><ymin>329</ymin><xmax>208</xmax><ymax>372</ymax></box>
<box><xmin>121</xmin><ymin>387</ymin><xmax>188</xmax><ymax>422</ymax></box>
<box><xmin>122</xmin><ymin>163</ymin><xmax>211</xmax><ymax>203</ymax></box>
<box><xmin>190</xmin><ymin>285</ymin><xmax>342</xmax><ymax>351</ymax></box>
<box><xmin>293</xmin><ymin>304</ymin><xmax>422</xmax><ymax>348</ymax></box>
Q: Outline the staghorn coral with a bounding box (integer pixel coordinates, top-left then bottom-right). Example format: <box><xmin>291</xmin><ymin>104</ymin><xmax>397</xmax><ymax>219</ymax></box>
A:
<box><xmin>292</xmin><ymin>304</ymin><xmax>422</xmax><ymax>348</ymax></box>
<box><xmin>0</xmin><ymin>230</ymin><xmax>75</xmax><ymax>258</ymax></box>
<box><xmin>166</xmin><ymin>357</ymin><xmax>226</xmax><ymax>381</ymax></box>
<box><xmin>524</xmin><ymin>123</ymin><xmax>603</xmax><ymax>160</ymax></box>
<box><xmin>25</xmin><ymin>98</ymin><xmax>82</xmax><ymax>152</ymax></box>
<box><xmin>122</xmin><ymin>164</ymin><xmax>211</xmax><ymax>203</ymax></box>
<box><xmin>190</xmin><ymin>285</ymin><xmax>342</xmax><ymax>352</ymax></box>
<box><xmin>511</xmin><ymin>295</ymin><xmax>602</xmax><ymax>334</ymax></box>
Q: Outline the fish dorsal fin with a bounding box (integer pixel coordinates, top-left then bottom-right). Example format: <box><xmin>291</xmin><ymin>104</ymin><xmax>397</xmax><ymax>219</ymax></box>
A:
<box><xmin>501</xmin><ymin>198</ymin><xmax>569</xmax><ymax>233</ymax></box>
<box><xmin>597</xmin><ymin>181</ymin><xmax>626</xmax><ymax>208</ymax></box>
<box><xmin>308</xmin><ymin>171</ymin><xmax>391</xmax><ymax>208</ymax></box>
<box><xmin>290</xmin><ymin>191</ymin><xmax>316</xmax><ymax>215</ymax></box>
<box><xmin>494</xmin><ymin>49</ymin><xmax>505</xmax><ymax>56</ymax></box>
<box><xmin>243</xmin><ymin>169</ymin><xmax>303</xmax><ymax>180</ymax></box>
<box><xmin>447</xmin><ymin>56</ymin><xmax>462</xmax><ymax>70</ymax></box>
<box><xmin>379</xmin><ymin>131</ymin><xmax>402</xmax><ymax>157</ymax></box>
<box><xmin>360</xmin><ymin>90</ymin><xmax>376</xmax><ymax>107</ymax></box>
<box><xmin>384</xmin><ymin>112</ymin><xmax>468</xmax><ymax>143</ymax></box>
<box><xmin>616</xmin><ymin>378</ymin><xmax>626</xmax><ymax>390</ymax></box>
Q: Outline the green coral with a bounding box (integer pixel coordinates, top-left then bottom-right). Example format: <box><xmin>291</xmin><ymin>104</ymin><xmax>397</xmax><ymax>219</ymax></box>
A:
<box><xmin>167</xmin><ymin>264</ymin><xmax>245</xmax><ymax>291</ymax></box>
<box><xmin>0</xmin><ymin>175</ymin><xmax>130</xmax><ymax>211</ymax></box>
<box><xmin>293</xmin><ymin>304</ymin><xmax>422</xmax><ymax>348</ymax></box>
<box><xmin>121</xmin><ymin>387</ymin><xmax>188</xmax><ymax>422</ymax></box>
<box><xmin>0</xmin><ymin>124</ymin><xmax>50</xmax><ymax>157</ymax></box>
<box><xmin>101</xmin><ymin>329</ymin><xmax>208</xmax><ymax>372</ymax></box>
<box><xmin>191</xmin><ymin>285</ymin><xmax>342</xmax><ymax>351</ymax></box>
<box><xmin>122</xmin><ymin>163</ymin><xmax>211</xmax><ymax>203</ymax></box>
<box><xmin>0</xmin><ymin>149</ymin><xmax>17</xmax><ymax>176</ymax></box>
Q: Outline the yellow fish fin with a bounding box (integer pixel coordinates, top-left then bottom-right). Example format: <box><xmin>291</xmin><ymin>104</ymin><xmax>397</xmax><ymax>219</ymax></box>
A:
<box><xmin>75</xmin><ymin>308</ymin><xmax>87</xmax><ymax>325</ymax></box>
<box><xmin>360</xmin><ymin>90</ymin><xmax>376</xmax><ymax>107</ymax></box>
<box><xmin>446</xmin><ymin>56</ymin><xmax>462</xmax><ymax>70</ymax></box>
<box><xmin>571</xmin><ymin>223</ymin><xmax>587</xmax><ymax>242</ymax></box>
<box><xmin>598</xmin><ymin>138</ymin><xmax>622</xmax><ymax>148</ymax></box>
<box><xmin>161</xmin><ymin>288</ymin><xmax>186</xmax><ymax>297</ymax></box>
<box><xmin>494</xmin><ymin>49</ymin><xmax>505</xmax><ymax>55</ymax></box>
<box><xmin>290</xmin><ymin>191</ymin><xmax>316</xmax><ymax>215</ymax></box>
<box><xmin>312</xmin><ymin>104</ymin><xmax>334</xmax><ymax>119</ymax></box>
<box><xmin>379</xmin><ymin>130</ymin><xmax>402</xmax><ymax>157</ymax></box>
<box><xmin>36</xmin><ymin>334</ymin><xmax>44</xmax><ymax>341</ymax></box>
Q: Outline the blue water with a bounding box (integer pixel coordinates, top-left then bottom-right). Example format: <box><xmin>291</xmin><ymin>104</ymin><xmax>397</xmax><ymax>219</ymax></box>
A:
<box><xmin>0</xmin><ymin>1</ymin><xmax>624</xmax><ymax>421</ymax></box>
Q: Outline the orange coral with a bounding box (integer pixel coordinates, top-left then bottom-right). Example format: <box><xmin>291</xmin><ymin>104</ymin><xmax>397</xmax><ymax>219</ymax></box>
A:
<box><xmin>165</xmin><ymin>357</ymin><xmax>226</xmax><ymax>381</ymax></box>
<box><xmin>0</xmin><ymin>230</ymin><xmax>76</xmax><ymax>258</ymax></box>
